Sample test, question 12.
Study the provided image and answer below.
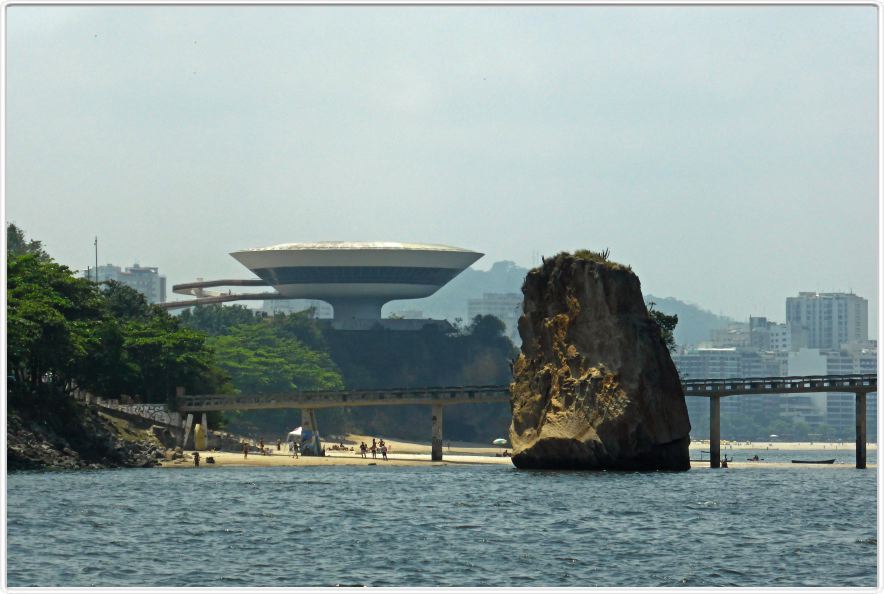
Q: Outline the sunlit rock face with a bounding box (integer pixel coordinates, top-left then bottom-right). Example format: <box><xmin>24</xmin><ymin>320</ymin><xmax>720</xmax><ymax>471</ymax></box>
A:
<box><xmin>509</xmin><ymin>252</ymin><xmax>691</xmax><ymax>471</ymax></box>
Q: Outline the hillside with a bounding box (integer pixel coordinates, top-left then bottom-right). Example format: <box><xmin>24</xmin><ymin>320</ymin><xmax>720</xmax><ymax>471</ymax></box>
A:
<box><xmin>644</xmin><ymin>295</ymin><xmax>735</xmax><ymax>347</ymax></box>
<box><xmin>385</xmin><ymin>259</ymin><xmax>735</xmax><ymax>347</ymax></box>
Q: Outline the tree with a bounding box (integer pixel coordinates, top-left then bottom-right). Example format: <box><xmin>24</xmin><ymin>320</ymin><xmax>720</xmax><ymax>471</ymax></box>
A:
<box><xmin>7</xmin><ymin>252</ymin><xmax>104</xmax><ymax>397</ymax></box>
<box><xmin>208</xmin><ymin>320</ymin><xmax>345</xmax><ymax>436</ymax></box>
<box><xmin>7</xmin><ymin>226</ymin><xmax>228</xmax><ymax>406</ymax></box>
<box><xmin>209</xmin><ymin>322</ymin><xmax>343</xmax><ymax>395</ymax></box>
<box><xmin>467</xmin><ymin>314</ymin><xmax>507</xmax><ymax>342</ymax></box>
<box><xmin>647</xmin><ymin>301</ymin><xmax>678</xmax><ymax>352</ymax></box>
<box><xmin>178</xmin><ymin>303</ymin><xmax>262</xmax><ymax>336</ymax></box>
<box><xmin>102</xmin><ymin>280</ymin><xmax>153</xmax><ymax>320</ymax></box>
<box><xmin>7</xmin><ymin>223</ymin><xmax>46</xmax><ymax>258</ymax></box>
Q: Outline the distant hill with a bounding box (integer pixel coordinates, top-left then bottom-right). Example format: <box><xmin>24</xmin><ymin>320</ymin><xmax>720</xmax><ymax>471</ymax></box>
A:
<box><xmin>385</xmin><ymin>260</ymin><xmax>735</xmax><ymax>347</ymax></box>
<box><xmin>644</xmin><ymin>295</ymin><xmax>735</xmax><ymax>347</ymax></box>
<box><xmin>384</xmin><ymin>260</ymin><xmax>529</xmax><ymax>322</ymax></box>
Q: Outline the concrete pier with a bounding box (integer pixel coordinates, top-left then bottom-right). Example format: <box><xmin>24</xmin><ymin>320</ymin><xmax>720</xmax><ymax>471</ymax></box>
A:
<box><xmin>301</xmin><ymin>409</ymin><xmax>322</xmax><ymax>455</ymax></box>
<box><xmin>181</xmin><ymin>413</ymin><xmax>194</xmax><ymax>448</ymax></box>
<box><xmin>710</xmin><ymin>395</ymin><xmax>721</xmax><ymax>469</ymax></box>
<box><xmin>431</xmin><ymin>404</ymin><xmax>443</xmax><ymax>462</ymax></box>
<box><xmin>856</xmin><ymin>392</ymin><xmax>867</xmax><ymax>469</ymax></box>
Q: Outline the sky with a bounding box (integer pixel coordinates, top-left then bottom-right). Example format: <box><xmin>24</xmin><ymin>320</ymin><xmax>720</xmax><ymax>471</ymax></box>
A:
<box><xmin>5</xmin><ymin>5</ymin><xmax>879</xmax><ymax>332</ymax></box>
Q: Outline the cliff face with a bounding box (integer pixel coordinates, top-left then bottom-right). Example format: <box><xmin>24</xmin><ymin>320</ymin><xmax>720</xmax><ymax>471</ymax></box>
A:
<box><xmin>509</xmin><ymin>252</ymin><xmax>691</xmax><ymax>470</ymax></box>
<box><xmin>7</xmin><ymin>398</ymin><xmax>163</xmax><ymax>471</ymax></box>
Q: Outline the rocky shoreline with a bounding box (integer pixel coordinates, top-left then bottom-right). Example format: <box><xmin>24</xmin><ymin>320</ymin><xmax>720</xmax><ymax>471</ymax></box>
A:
<box><xmin>7</xmin><ymin>399</ymin><xmax>165</xmax><ymax>471</ymax></box>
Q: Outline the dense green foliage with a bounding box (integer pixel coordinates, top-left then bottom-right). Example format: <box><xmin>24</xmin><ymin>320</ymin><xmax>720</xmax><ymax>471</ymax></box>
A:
<box><xmin>6</xmin><ymin>225</ymin><xmax>223</xmax><ymax>407</ymax></box>
<box><xmin>177</xmin><ymin>304</ymin><xmax>345</xmax><ymax>436</ymax></box>
<box><xmin>177</xmin><ymin>307</ymin><xmax>518</xmax><ymax>442</ymax></box>
<box><xmin>208</xmin><ymin>322</ymin><xmax>343</xmax><ymax>394</ymax></box>
<box><xmin>7</xmin><ymin>251</ymin><xmax>105</xmax><ymax>397</ymax></box>
<box><xmin>7</xmin><ymin>223</ymin><xmax>46</xmax><ymax>258</ymax></box>
<box><xmin>321</xmin><ymin>315</ymin><xmax>517</xmax><ymax>441</ymax></box>
<box><xmin>646</xmin><ymin>301</ymin><xmax>678</xmax><ymax>353</ymax></box>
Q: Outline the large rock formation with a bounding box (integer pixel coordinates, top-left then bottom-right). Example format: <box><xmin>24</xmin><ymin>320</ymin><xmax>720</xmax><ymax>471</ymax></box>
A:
<box><xmin>509</xmin><ymin>251</ymin><xmax>691</xmax><ymax>470</ymax></box>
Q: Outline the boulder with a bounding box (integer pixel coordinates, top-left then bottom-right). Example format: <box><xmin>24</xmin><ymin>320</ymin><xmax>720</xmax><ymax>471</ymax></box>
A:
<box><xmin>509</xmin><ymin>251</ymin><xmax>691</xmax><ymax>470</ymax></box>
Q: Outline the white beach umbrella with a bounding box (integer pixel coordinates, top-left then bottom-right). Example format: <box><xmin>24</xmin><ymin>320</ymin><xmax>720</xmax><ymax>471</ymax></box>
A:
<box><xmin>492</xmin><ymin>438</ymin><xmax>508</xmax><ymax>455</ymax></box>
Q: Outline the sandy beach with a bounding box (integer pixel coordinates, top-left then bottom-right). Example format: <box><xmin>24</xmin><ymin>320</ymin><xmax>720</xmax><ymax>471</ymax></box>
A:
<box><xmin>159</xmin><ymin>434</ymin><xmax>876</xmax><ymax>469</ymax></box>
<box><xmin>689</xmin><ymin>439</ymin><xmax>877</xmax><ymax>452</ymax></box>
<box><xmin>158</xmin><ymin>434</ymin><xmax>515</xmax><ymax>468</ymax></box>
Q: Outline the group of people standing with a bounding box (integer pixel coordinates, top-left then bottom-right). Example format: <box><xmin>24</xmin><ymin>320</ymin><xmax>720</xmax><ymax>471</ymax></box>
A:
<box><xmin>359</xmin><ymin>438</ymin><xmax>388</xmax><ymax>461</ymax></box>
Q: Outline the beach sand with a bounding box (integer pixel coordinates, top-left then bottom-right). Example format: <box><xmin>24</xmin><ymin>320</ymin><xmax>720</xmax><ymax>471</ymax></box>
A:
<box><xmin>158</xmin><ymin>433</ymin><xmax>514</xmax><ymax>468</ymax></box>
<box><xmin>689</xmin><ymin>439</ymin><xmax>877</xmax><ymax>452</ymax></box>
<box><xmin>159</xmin><ymin>434</ymin><xmax>875</xmax><ymax>469</ymax></box>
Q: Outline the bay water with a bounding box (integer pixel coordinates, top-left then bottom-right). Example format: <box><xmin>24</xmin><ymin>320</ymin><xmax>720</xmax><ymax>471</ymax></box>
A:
<box><xmin>7</xmin><ymin>459</ymin><xmax>877</xmax><ymax>587</ymax></box>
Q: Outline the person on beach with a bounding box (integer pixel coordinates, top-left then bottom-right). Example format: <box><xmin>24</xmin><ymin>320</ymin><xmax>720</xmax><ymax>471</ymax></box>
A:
<box><xmin>277</xmin><ymin>439</ymin><xmax>281</xmax><ymax>452</ymax></box>
<box><xmin>259</xmin><ymin>438</ymin><xmax>265</xmax><ymax>454</ymax></box>
<box><xmin>371</xmin><ymin>439</ymin><xmax>377</xmax><ymax>459</ymax></box>
<box><xmin>193</xmin><ymin>452</ymin><xmax>200</xmax><ymax>467</ymax></box>
<box><xmin>381</xmin><ymin>443</ymin><xmax>388</xmax><ymax>461</ymax></box>
<box><xmin>242</xmin><ymin>441</ymin><xmax>249</xmax><ymax>458</ymax></box>
<box><xmin>360</xmin><ymin>442</ymin><xmax>367</xmax><ymax>458</ymax></box>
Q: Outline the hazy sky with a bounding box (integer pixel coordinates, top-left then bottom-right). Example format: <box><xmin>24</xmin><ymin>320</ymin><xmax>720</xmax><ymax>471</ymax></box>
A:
<box><xmin>5</xmin><ymin>5</ymin><xmax>879</xmax><ymax>331</ymax></box>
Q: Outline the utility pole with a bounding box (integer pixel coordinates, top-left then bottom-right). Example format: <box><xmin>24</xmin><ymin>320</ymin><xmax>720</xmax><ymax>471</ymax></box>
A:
<box><xmin>94</xmin><ymin>236</ymin><xmax>98</xmax><ymax>283</ymax></box>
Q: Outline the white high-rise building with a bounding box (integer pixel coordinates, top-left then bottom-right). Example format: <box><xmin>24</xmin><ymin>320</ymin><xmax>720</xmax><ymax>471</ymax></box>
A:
<box><xmin>85</xmin><ymin>264</ymin><xmax>166</xmax><ymax>304</ymax></box>
<box><xmin>784</xmin><ymin>346</ymin><xmax>878</xmax><ymax>435</ymax></box>
<box><xmin>785</xmin><ymin>292</ymin><xmax>868</xmax><ymax>351</ymax></box>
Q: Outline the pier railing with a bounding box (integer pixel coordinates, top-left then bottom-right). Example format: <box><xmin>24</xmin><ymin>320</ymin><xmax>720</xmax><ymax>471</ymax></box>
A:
<box><xmin>175</xmin><ymin>374</ymin><xmax>876</xmax><ymax>466</ymax></box>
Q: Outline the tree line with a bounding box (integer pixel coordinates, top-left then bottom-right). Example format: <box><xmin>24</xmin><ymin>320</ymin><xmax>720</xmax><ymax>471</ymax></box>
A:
<box><xmin>7</xmin><ymin>224</ymin><xmax>519</xmax><ymax>442</ymax></box>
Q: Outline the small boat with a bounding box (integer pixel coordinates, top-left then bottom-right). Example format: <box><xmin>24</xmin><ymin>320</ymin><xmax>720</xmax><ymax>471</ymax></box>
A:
<box><xmin>791</xmin><ymin>459</ymin><xmax>835</xmax><ymax>464</ymax></box>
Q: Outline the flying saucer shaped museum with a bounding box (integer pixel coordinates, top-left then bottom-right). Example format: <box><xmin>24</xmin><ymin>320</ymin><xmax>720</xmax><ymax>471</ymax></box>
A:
<box><xmin>230</xmin><ymin>242</ymin><xmax>483</xmax><ymax>320</ymax></box>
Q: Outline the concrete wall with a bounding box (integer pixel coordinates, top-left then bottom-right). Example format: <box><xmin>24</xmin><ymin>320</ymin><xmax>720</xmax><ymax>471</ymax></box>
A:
<box><xmin>94</xmin><ymin>399</ymin><xmax>182</xmax><ymax>428</ymax></box>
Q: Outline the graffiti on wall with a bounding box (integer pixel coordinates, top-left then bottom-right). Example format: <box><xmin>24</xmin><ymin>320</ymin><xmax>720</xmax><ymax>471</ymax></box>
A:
<box><xmin>95</xmin><ymin>399</ymin><xmax>183</xmax><ymax>428</ymax></box>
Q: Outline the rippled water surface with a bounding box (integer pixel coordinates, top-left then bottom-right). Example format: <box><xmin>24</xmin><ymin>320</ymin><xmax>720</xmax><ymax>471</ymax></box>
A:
<box><xmin>7</xmin><ymin>463</ymin><xmax>877</xmax><ymax>587</ymax></box>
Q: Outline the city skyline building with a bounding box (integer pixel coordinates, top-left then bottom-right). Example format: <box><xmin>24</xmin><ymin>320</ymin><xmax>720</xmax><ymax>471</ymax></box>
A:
<box><xmin>84</xmin><ymin>263</ymin><xmax>166</xmax><ymax>304</ymax></box>
<box><xmin>786</xmin><ymin>291</ymin><xmax>868</xmax><ymax>351</ymax></box>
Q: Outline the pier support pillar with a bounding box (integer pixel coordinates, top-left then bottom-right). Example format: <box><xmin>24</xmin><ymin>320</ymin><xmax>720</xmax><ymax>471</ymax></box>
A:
<box><xmin>856</xmin><ymin>391</ymin><xmax>867</xmax><ymax>469</ymax></box>
<box><xmin>181</xmin><ymin>413</ymin><xmax>194</xmax><ymax>448</ymax></box>
<box><xmin>301</xmin><ymin>409</ymin><xmax>322</xmax><ymax>456</ymax></box>
<box><xmin>710</xmin><ymin>395</ymin><xmax>721</xmax><ymax>469</ymax></box>
<box><xmin>431</xmin><ymin>404</ymin><xmax>443</xmax><ymax>462</ymax></box>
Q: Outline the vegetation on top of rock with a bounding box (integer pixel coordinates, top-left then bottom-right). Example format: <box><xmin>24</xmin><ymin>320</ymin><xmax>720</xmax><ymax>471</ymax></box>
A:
<box><xmin>552</xmin><ymin>249</ymin><xmax>632</xmax><ymax>271</ymax></box>
<box><xmin>646</xmin><ymin>301</ymin><xmax>678</xmax><ymax>353</ymax></box>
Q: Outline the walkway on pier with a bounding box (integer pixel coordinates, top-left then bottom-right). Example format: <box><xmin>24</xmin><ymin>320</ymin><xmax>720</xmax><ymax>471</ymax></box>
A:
<box><xmin>176</xmin><ymin>374</ymin><xmax>876</xmax><ymax>467</ymax></box>
<box><xmin>683</xmin><ymin>374</ymin><xmax>876</xmax><ymax>469</ymax></box>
